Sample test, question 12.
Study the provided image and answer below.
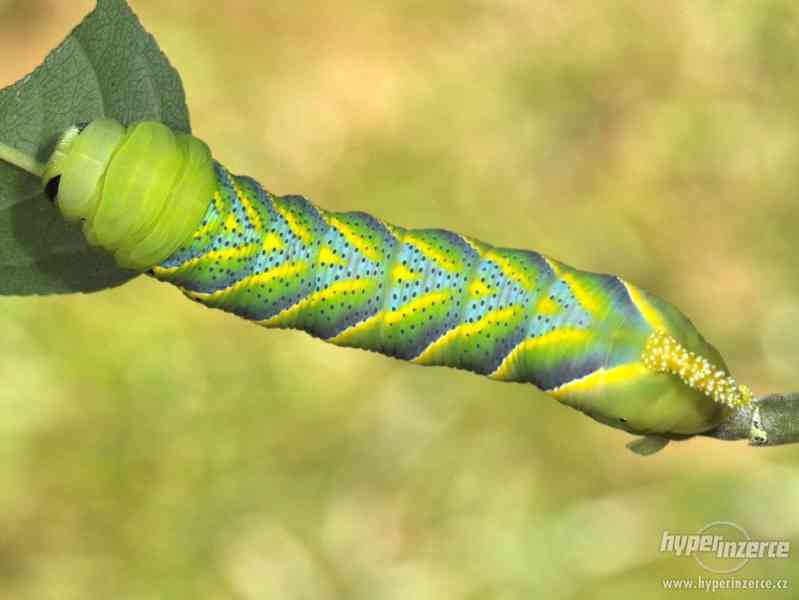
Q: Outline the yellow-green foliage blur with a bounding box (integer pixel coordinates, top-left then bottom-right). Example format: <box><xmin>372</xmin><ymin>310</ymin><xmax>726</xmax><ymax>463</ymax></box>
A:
<box><xmin>1</xmin><ymin>1</ymin><xmax>798</xmax><ymax>598</ymax></box>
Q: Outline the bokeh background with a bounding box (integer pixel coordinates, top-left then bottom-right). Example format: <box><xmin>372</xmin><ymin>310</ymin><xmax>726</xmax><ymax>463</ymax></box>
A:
<box><xmin>1</xmin><ymin>1</ymin><xmax>799</xmax><ymax>598</ymax></box>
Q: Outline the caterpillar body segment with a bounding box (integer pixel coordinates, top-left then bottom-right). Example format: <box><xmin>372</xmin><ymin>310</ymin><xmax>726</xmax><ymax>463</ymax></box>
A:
<box><xmin>41</xmin><ymin>119</ymin><xmax>754</xmax><ymax>449</ymax></box>
<box><xmin>151</xmin><ymin>163</ymin><xmax>740</xmax><ymax>438</ymax></box>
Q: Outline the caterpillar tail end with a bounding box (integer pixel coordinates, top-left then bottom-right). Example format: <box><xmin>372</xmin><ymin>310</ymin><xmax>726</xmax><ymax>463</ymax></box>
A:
<box><xmin>641</xmin><ymin>330</ymin><xmax>753</xmax><ymax>409</ymax></box>
<box><xmin>707</xmin><ymin>393</ymin><xmax>799</xmax><ymax>447</ymax></box>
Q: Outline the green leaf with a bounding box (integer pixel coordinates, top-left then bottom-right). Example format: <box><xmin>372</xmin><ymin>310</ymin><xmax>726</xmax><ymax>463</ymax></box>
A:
<box><xmin>0</xmin><ymin>0</ymin><xmax>190</xmax><ymax>295</ymax></box>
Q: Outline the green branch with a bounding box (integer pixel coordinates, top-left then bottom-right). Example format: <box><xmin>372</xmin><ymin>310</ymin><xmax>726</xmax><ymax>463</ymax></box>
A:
<box><xmin>706</xmin><ymin>393</ymin><xmax>799</xmax><ymax>447</ymax></box>
<box><xmin>0</xmin><ymin>141</ymin><xmax>45</xmax><ymax>178</ymax></box>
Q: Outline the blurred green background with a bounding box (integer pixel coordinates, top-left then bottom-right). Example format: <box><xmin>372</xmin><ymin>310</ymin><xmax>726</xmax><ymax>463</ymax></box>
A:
<box><xmin>1</xmin><ymin>1</ymin><xmax>799</xmax><ymax>598</ymax></box>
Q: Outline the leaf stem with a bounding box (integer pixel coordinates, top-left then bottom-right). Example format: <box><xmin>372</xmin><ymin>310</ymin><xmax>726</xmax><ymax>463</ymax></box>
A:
<box><xmin>0</xmin><ymin>141</ymin><xmax>45</xmax><ymax>178</ymax></box>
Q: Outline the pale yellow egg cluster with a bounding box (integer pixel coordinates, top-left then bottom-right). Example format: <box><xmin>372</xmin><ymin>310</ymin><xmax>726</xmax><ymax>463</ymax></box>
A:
<box><xmin>641</xmin><ymin>330</ymin><xmax>752</xmax><ymax>408</ymax></box>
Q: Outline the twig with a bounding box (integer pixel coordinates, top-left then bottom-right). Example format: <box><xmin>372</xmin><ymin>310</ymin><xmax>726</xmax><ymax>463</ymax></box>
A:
<box><xmin>0</xmin><ymin>141</ymin><xmax>45</xmax><ymax>178</ymax></box>
<box><xmin>704</xmin><ymin>393</ymin><xmax>799</xmax><ymax>446</ymax></box>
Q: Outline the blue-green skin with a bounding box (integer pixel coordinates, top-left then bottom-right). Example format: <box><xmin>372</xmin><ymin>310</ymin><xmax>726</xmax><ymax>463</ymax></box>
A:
<box><xmin>46</xmin><ymin>120</ymin><xmax>741</xmax><ymax>440</ymax></box>
<box><xmin>151</xmin><ymin>166</ymin><xmax>733</xmax><ymax>438</ymax></box>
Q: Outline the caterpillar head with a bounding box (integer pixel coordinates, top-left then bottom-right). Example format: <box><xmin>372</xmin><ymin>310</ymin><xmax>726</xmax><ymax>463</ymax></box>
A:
<box><xmin>42</xmin><ymin>119</ymin><xmax>216</xmax><ymax>270</ymax></box>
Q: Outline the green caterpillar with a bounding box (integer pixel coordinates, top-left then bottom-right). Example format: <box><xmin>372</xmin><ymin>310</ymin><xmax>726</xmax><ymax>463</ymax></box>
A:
<box><xmin>43</xmin><ymin>118</ymin><xmax>758</xmax><ymax>455</ymax></box>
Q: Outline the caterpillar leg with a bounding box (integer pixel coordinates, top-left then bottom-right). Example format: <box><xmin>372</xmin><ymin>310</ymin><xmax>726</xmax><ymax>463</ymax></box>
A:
<box><xmin>625</xmin><ymin>436</ymin><xmax>670</xmax><ymax>456</ymax></box>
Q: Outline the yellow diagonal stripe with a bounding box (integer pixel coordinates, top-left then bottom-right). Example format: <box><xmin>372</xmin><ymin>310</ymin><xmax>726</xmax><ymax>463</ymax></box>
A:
<box><xmin>391</xmin><ymin>263</ymin><xmax>419</xmax><ymax>282</ymax></box>
<box><xmin>153</xmin><ymin>242</ymin><xmax>260</xmax><ymax>275</ymax></box>
<box><xmin>328</xmin><ymin>216</ymin><xmax>381</xmax><ymax>263</ymax></box>
<box><xmin>213</xmin><ymin>190</ymin><xmax>226</xmax><ymax>214</ymax></box>
<box><xmin>328</xmin><ymin>311</ymin><xmax>384</xmax><ymax>344</ymax></box>
<box><xmin>535</xmin><ymin>295</ymin><xmax>561</xmax><ymax>316</ymax></box>
<box><xmin>412</xmin><ymin>306</ymin><xmax>520</xmax><ymax>365</ymax></box>
<box><xmin>191</xmin><ymin>191</ymin><xmax>226</xmax><ymax>240</ymax></box>
<box><xmin>260</xmin><ymin>279</ymin><xmax>371</xmax><ymax>327</ymax></box>
<box><xmin>187</xmin><ymin>261</ymin><xmax>308</xmax><ymax>302</ymax></box>
<box><xmin>404</xmin><ymin>235</ymin><xmax>458</xmax><ymax>272</ymax></box>
<box><xmin>225</xmin><ymin>213</ymin><xmax>241</xmax><ymax>232</ymax></box>
<box><xmin>486</xmin><ymin>251</ymin><xmax>532</xmax><ymax>290</ymax></box>
<box><xmin>233</xmin><ymin>180</ymin><xmax>263</xmax><ymax>232</ymax></box>
<box><xmin>191</xmin><ymin>219</ymin><xmax>217</xmax><ymax>241</ymax></box>
<box><xmin>620</xmin><ymin>279</ymin><xmax>667</xmax><ymax>331</ymax></box>
<box><xmin>560</xmin><ymin>271</ymin><xmax>601</xmax><ymax>315</ymax></box>
<box><xmin>490</xmin><ymin>328</ymin><xmax>591</xmax><ymax>380</ymax></box>
<box><xmin>262</xmin><ymin>232</ymin><xmax>284</xmax><ymax>253</ymax></box>
<box><xmin>384</xmin><ymin>291</ymin><xmax>449</xmax><ymax>326</ymax></box>
<box><xmin>468</xmin><ymin>279</ymin><xmax>491</xmax><ymax>297</ymax></box>
<box><xmin>548</xmin><ymin>363</ymin><xmax>648</xmax><ymax>397</ymax></box>
<box><xmin>544</xmin><ymin>256</ymin><xmax>600</xmax><ymax>315</ymax></box>
<box><xmin>274</xmin><ymin>203</ymin><xmax>311</xmax><ymax>244</ymax></box>
<box><xmin>318</xmin><ymin>245</ymin><xmax>347</xmax><ymax>266</ymax></box>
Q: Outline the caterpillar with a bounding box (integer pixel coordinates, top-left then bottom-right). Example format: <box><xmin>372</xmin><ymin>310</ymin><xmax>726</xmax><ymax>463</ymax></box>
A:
<box><xmin>42</xmin><ymin>118</ymin><xmax>763</xmax><ymax>455</ymax></box>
